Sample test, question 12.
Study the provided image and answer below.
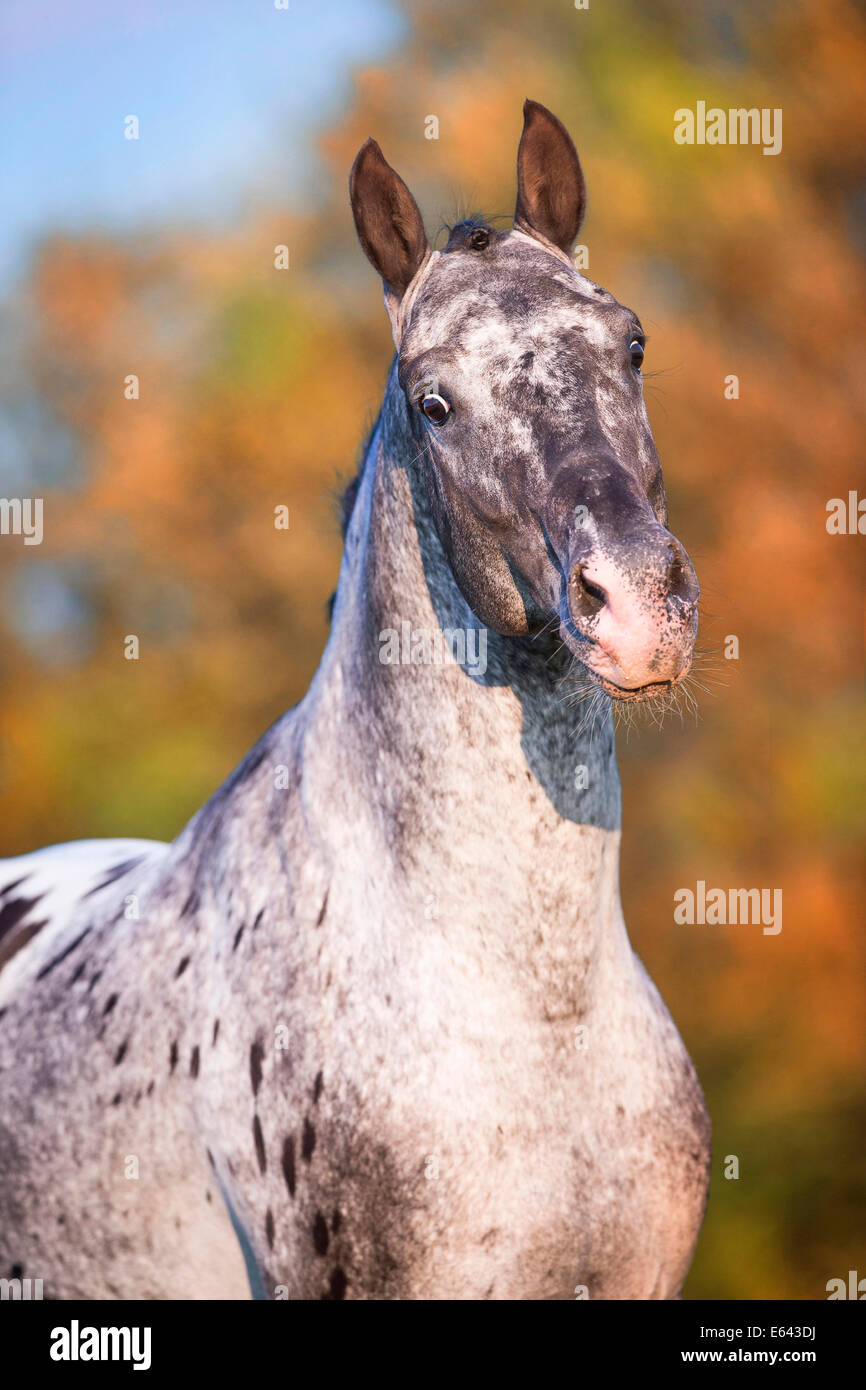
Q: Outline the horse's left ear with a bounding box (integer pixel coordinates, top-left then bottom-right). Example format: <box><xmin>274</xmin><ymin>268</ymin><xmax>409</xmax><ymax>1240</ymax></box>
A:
<box><xmin>514</xmin><ymin>99</ymin><xmax>586</xmax><ymax>256</ymax></box>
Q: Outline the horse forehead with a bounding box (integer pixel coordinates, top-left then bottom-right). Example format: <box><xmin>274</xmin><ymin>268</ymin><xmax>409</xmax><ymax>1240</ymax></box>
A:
<box><xmin>407</xmin><ymin>239</ymin><xmax>623</xmax><ymax>362</ymax></box>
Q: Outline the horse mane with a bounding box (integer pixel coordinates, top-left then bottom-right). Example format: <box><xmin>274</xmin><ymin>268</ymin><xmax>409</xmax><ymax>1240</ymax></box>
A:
<box><xmin>326</xmin><ymin>408</ymin><xmax>382</xmax><ymax>621</ymax></box>
<box><xmin>338</xmin><ymin>406</ymin><xmax>381</xmax><ymax>540</ymax></box>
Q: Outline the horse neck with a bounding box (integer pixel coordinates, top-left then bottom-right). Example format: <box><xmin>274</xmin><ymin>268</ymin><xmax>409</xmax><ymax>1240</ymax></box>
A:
<box><xmin>301</xmin><ymin>361</ymin><xmax>622</xmax><ymax>893</ymax></box>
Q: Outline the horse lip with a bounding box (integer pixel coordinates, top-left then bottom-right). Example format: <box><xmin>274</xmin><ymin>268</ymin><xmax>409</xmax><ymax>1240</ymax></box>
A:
<box><xmin>591</xmin><ymin>663</ymin><xmax>690</xmax><ymax>703</ymax></box>
<box><xmin>558</xmin><ymin>620</ymin><xmax>694</xmax><ymax>701</ymax></box>
<box><xmin>597</xmin><ymin>676</ymin><xmax>674</xmax><ymax>703</ymax></box>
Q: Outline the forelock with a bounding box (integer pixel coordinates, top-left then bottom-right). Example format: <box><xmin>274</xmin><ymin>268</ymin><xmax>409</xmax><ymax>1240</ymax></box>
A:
<box><xmin>403</xmin><ymin>230</ymin><xmax>620</xmax><ymax>357</ymax></box>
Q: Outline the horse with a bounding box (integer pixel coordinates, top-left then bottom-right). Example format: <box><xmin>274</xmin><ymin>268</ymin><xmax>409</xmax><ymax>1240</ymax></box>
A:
<box><xmin>0</xmin><ymin>100</ymin><xmax>710</xmax><ymax>1300</ymax></box>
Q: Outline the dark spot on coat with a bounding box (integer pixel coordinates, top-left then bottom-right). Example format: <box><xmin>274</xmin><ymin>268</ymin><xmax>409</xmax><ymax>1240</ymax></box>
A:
<box><xmin>313</xmin><ymin>1070</ymin><xmax>324</xmax><ymax>1104</ymax></box>
<box><xmin>240</xmin><ymin>744</ymin><xmax>267</xmax><ymax>778</ymax></box>
<box><xmin>0</xmin><ymin>893</ymin><xmax>45</xmax><ymax>944</ymax></box>
<box><xmin>0</xmin><ymin>914</ymin><xmax>47</xmax><ymax>972</ymax></box>
<box><xmin>301</xmin><ymin>1118</ymin><xmax>316</xmax><ymax>1163</ymax></box>
<box><xmin>253</xmin><ymin>1114</ymin><xmax>267</xmax><ymax>1174</ymax></box>
<box><xmin>70</xmin><ymin>962</ymin><xmax>87</xmax><ymax>985</ymax></box>
<box><xmin>190</xmin><ymin>1045</ymin><xmax>200</xmax><ymax>1078</ymax></box>
<box><xmin>10</xmin><ymin>1263</ymin><xmax>23</xmax><ymax>1278</ymax></box>
<box><xmin>0</xmin><ymin>878</ymin><xmax>29</xmax><ymax>899</ymax></box>
<box><xmin>331</xmin><ymin>1209</ymin><xmax>341</xmax><ymax>1234</ymax></box>
<box><xmin>84</xmin><ymin>857</ymin><xmax>144</xmax><ymax>896</ymax></box>
<box><xmin>212</xmin><ymin>1019</ymin><xmax>220</xmax><ymax>1045</ymax></box>
<box><xmin>87</xmin><ymin>971</ymin><xmax>102</xmax><ymax>992</ymax></box>
<box><xmin>114</xmin><ymin>1038</ymin><xmax>129</xmax><ymax>1065</ymax></box>
<box><xmin>112</xmin><ymin>1093</ymin><xmax>122</xmax><ymax>1105</ymax></box>
<box><xmin>312</xmin><ymin>1211</ymin><xmax>329</xmax><ymax>1256</ymax></box>
<box><xmin>316</xmin><ymin>890</ymin><xmax>329</xmax><ymax>928</ymax></box>
<box><xmin>36</xmin><ymin>927</ymin><xmax>91</xmax><ymax>981</ymax></box>
<box><xmin>175</xmin><ymin>956</ymin><xmax>190</xmax><ymax>978</ymax></box>
<box><xmin>265</xmin><ymin>1208</ymin><xmax>275</xmax><ymax>1250</ymax></box>
<box><xmin>250</xmin><ymin>1039</ymin><xmax>264</xmax><ymax>1097</ymax></box>
<box><xmin>232</xmin><ymin>924</ymin><xmax>244</xmax><ymax>952</ymax></box>
<box><xmin>147</xmin><ymin>1080</ymin><xmax>155</xmax><ymax>1096</ymax></box>
<box><xmin>103</xmin><ymin>993</ymin><xmax>119</xmax><ymax>1016</ymax></box>
<box><xmin>169</xmin><ymin>1039</ymin><xmax>179</xmax><ymax>1073</ymax></box>
<box><xmin>206</xmin><ymin>1190</ymin><xmax>213</xmax><ymax>1203</ymax></box>
<box><xmin>281</xmin><ymin>1135</ymin><xmax>296</xmax><ymax>1198</ymax></box>
<box><xmin>323</xmin><ymin>1266</ymin><xmax>347</xmax><ymax>1300</ymax></box>
<box><xmin>181</xmin><ymin>891</ymin><xmax>199</xmax><ymax>917</ymax></box>
<box><xmin>206</xmin><ymin>1148</ymin><xmax>215</xmax><ymax>1168</ymax></box>
<box><xmin>252</xmin><ymin>908</ymin><xmax>264</xmax><ymax>930</ymax></box>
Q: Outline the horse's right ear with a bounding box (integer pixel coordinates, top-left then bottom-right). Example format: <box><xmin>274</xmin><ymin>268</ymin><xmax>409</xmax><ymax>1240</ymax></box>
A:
<box><xmin>350</xmin><ymin>139</ymin><xmax>430</xmax><ymax>328</ymax></box>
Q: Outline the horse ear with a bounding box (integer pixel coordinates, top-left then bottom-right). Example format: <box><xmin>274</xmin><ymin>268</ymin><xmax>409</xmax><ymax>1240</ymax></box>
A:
<box><xmin>350</xmin><ymin>138</ymin><xmax>430</xmax><ymax>303</ymax></box>
<box><xmin>514</xmin><ymin>99</ymin><xmax>586</xmax><ymax>256</ymax></box>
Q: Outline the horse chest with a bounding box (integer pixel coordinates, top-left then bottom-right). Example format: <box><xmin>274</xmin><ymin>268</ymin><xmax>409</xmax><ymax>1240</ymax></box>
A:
<box><xmin>240</xmin><ymin>898</ymin><xmax>708</xmax><ymax>1300</ymax></box>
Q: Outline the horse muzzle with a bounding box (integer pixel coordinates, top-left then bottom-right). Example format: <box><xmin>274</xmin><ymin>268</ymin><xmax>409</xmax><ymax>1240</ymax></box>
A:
<box><xmin>564</xmin><ymin>528</ymin><xmax>699</xmax><ymax>700</ymax></box>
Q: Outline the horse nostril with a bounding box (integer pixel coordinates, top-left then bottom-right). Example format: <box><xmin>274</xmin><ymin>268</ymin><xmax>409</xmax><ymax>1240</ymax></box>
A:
<box><xmin>665</xmin><ymin>540</ymin><xmax>696</xmax><ymax>604</ymax></box>
<box><xmin>569</xmin><ymin>564</ymin><xmax>608</xmax><ymax>621</ymax></box>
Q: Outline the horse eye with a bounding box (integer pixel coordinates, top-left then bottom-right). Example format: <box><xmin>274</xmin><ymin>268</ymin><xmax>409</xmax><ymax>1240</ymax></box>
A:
<box><xmin>420</xmin><ymin>393</ymin><xmax>450</xmax><ymax>425</ymax></box>
<box><xmin>629</xmin><ymin>338</ymin><xmax>645</xmax><ymax>370</ymax></box>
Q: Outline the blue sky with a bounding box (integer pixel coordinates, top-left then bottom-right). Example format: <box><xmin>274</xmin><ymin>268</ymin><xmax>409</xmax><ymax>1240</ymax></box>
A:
<box><xmin>0</xmin><ymin>0</ymin><xmax>404</xmax><ymax>287</ymax></box>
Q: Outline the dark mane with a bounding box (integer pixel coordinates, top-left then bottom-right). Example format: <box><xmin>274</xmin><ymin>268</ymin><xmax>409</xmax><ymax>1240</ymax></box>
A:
<box><xmin>339</xmin><ymin>406</ymin><xmax>381</xmax><ymax>540</ymax></box>
<box><xmin>327</xmin><ymin>407</ymin><xmax>382</xmax><ymax>621</ymax></box>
